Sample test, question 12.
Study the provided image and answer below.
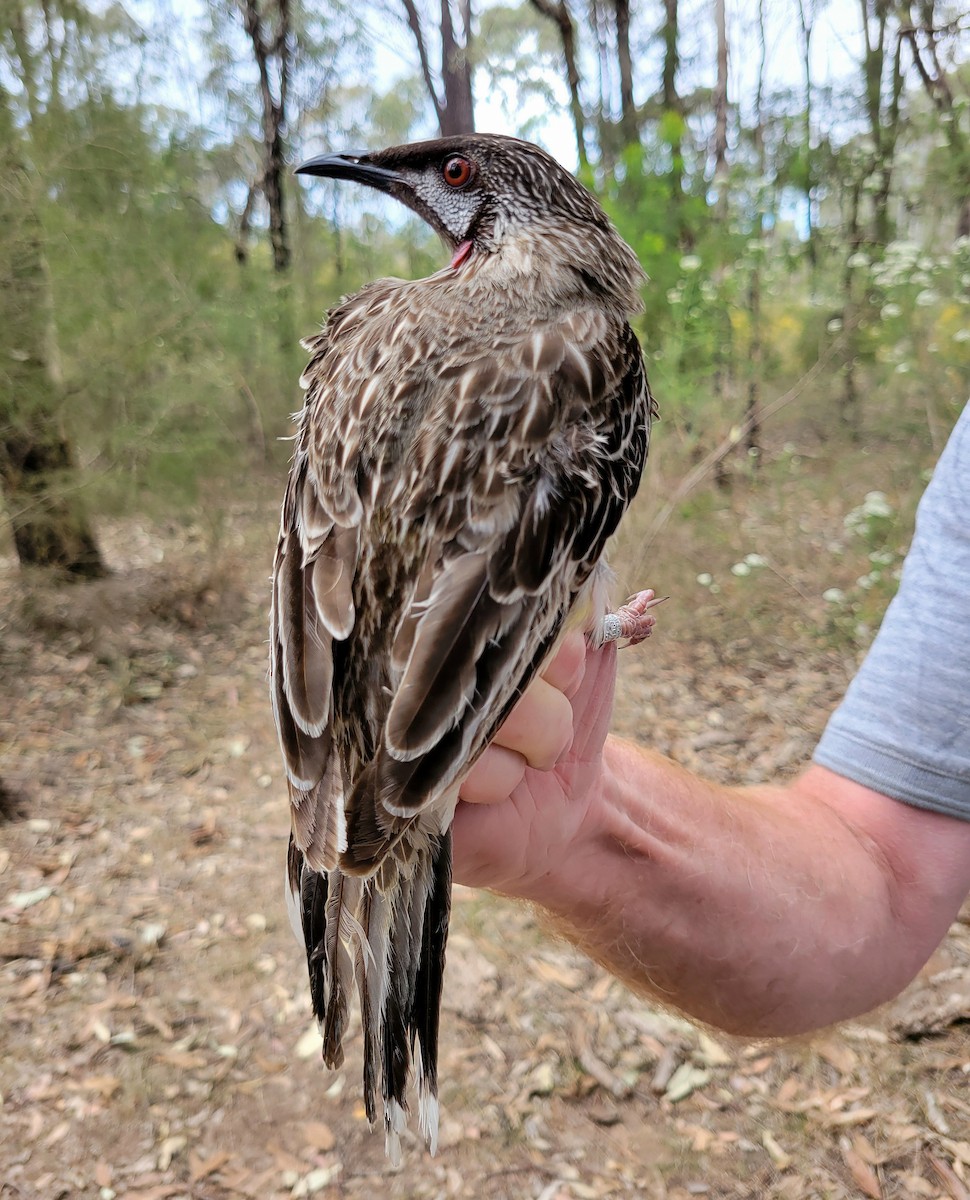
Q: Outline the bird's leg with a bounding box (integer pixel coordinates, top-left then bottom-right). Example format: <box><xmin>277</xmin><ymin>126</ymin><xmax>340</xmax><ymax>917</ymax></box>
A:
<box><xmin>598</xmin><ymin>589</ymin><xmax>665</xmax><ymax>648</ymax></box>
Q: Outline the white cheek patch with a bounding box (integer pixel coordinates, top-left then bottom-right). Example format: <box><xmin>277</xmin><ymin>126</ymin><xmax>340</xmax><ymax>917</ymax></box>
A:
<box><xmin>406</xmin><ymin>171</ymin><xmax>474</xmax><ymax>240</ymax></box>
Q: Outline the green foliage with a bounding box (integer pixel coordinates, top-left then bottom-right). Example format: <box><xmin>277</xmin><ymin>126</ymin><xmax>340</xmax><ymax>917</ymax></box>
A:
<box><xmin>820</xmin><ymin>489</ymin><xmax>910</xmax><ymax>650</ymax></box>
<box><xmin>1</xmin><ymin>0</ymin><xmax>968</xmax><ymax>547</ymax></box>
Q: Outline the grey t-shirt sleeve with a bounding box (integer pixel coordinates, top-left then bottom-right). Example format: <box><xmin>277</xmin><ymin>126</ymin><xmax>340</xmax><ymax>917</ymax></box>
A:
<box><xmin>813</xmin><ymin>402</ymin><xmax>970</xmax><ymax>819</ymax></box>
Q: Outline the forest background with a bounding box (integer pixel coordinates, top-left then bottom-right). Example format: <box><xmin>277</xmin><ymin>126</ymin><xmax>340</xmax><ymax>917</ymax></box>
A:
<box><xmin>2</xmin><ymin>2</ymin><xmax>970</xmax><ymax>1199</ymax></box>
<box><xmin>1</xmin><ymin>0</ymin><xmax>968</xmax><ymax>584</ymax></box>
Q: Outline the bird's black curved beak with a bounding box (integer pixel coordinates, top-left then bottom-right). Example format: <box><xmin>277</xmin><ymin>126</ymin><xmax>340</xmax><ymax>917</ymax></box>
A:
<box><xmin>295</xmin><ymin>153</ymin><xmax>402</xmax><ymax>194</ymax></box>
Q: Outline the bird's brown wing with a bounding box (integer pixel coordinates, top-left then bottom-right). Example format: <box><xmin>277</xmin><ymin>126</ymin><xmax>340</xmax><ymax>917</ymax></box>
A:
<box><xmin>271</xmin><ymin>451</ymin><xmax>361</xmax><ymax>874</ymax></box>
<box><xmin>338</xmin><ymin>307</ymin><xmax>654</xmax><ymax>871</ymax></box>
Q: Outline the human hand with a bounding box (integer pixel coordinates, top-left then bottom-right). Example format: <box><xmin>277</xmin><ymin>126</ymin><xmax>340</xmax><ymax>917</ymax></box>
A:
<box><xmin>453</xmin><ymin>632</ymin><xmax>619</xmax><ymax>900</ymax></box>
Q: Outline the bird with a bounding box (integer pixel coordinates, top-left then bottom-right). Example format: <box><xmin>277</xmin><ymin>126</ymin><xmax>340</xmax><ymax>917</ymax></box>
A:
<box><xmin>270</xmin><ymin>133</ymin><xmax>659</xmax><ymax>1162</ymax></box>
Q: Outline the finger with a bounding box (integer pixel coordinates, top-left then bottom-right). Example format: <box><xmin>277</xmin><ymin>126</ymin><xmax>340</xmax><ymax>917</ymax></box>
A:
<box><xmin>495</xmin><ymin>676</ymin><xmax>574</xmax><ymax>771</ymax></box>
<box><xmin>459</xmin><ymin>744</ymin><xmax>528</xmax><ymax>805</ymax></box>
<box><xmin>541</xmin><ymin>630</ymin><xmax>587</xmax><ymax>698</ymax></box>
<box><xmin>568</xmin><ymin>641</ymin><xmax>618</xmax><ymax>762</ymax></box>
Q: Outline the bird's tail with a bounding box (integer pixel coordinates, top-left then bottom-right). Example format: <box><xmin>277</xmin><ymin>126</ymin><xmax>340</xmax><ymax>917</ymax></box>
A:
<box><xmin>289</xmin><ymin>830</ymin><xmax>452</xmax><ymax>1163</ymax></box>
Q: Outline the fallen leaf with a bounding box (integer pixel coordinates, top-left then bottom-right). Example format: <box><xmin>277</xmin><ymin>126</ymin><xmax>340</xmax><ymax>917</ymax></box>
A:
<box><xmin>153</xmin><ymin>1051</ymin><xmax>204</xmax><ymax>1070</ymax></box>
<box><xmin>924</xmin><ymin>1089</ymin><xmax>951</xmax><ymax>1135</ymax></box>
<box><xmin>897</xmin><ymin>1172</ymin><xmax>938</xmax><ymax>1197</ymax></box>
<box><xmin>291</xmin><ymin>1164</ymin><xmax>342</xmax><ymax>1196</ymax></box>
<box><xmin>8</xmin><ymin>886</ymin><xmax>53</xmax><ymax>910</ymax></box>
<box><xmin>533</xmin><ymin>958</ymin><xmax>586</xmax><ymax>990</ymax></box>
<box><xmin>664</xmin><ymin>1064</ymin><xmax>711</xmax><ymax>1103</ymax></box>
<box><xmin>695</xmin><ymin>1032</ymin><xmax>732</xmax><ymax>1067</ymax></box>
<box><xmin>841</xmin><ymin>1137</ymin><xmax>882</xmax><ymax>1198</ymax></box>
<box><xmin>814</xmin><ymin>1037</ymin><xmax>858</xmax><ymax>1075</ymax></box>
<box><xmin>940</xmin><ymin>1140</ymin><xmax>970</xmax><ymax>1169</ymax></box>
<box><xmin>157</xmin><ymin>1134</ymin><xmax>187</xmax><ymax>1171</ymax></box>
<box><xmin>265</xmin><ymin>1141</ymin><xmax>305</xmax><ymax>1173</ymax></box>
<box><xmin>823</xmin><ymin>1107</ymin><xmax>878</xmax><ymax>1128</ymax></box>
<box><xmin>189</xmin><ymin>1150</ymin><xmax>231</xmax><ymax>1181</ymax></box>
<box><xmin>762</xmin><ymin>1131</ymin><xmax>792</xmax><ymax>1171</ymax></box>
<box><xmin>528</xmin><ymin>1061</ymin><xmax>557</xmax><ymax>1096</ymax></box>
<box><xmin>851</xmin><ymin>1133</ymin><xmax>882</xmax><ymax>1166</ymax></box>
<box><xmin>77</xmin><ymin>1074</ymin><xmax>121</xmax><ymax>1099</ymax></box>
<box><xmin>301</xmin><ymin>1121</ymin><xmax>336</xmax><ymax>1153</ymax></box>
<box><xmin>927</xmin><ymin>1153</ymin><xmax>970</xmax><ymax>1200</ymax></box>
<box><xmin>295</xmin><ymin>1026</ymin><xmax>322</xmax><ymax>1060</ymax></box>
<box><xmin>44</xmin><ymin>1120</ymin><xmax>69</xmax><ymax>1146</ymax></box>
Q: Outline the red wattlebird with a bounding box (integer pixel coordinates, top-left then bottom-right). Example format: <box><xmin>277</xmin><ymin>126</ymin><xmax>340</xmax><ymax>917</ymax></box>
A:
<box><xmin>271</xmin><ymin>134</ymin><xmax>658</xmax><ymax>1161</ymax></box>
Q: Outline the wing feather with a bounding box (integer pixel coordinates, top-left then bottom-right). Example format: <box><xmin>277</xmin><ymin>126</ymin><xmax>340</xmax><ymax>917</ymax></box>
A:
<box><xmin>350</xmin><ymin>312</ymin><xmax>651</xmax><ymax>835</ymax></box>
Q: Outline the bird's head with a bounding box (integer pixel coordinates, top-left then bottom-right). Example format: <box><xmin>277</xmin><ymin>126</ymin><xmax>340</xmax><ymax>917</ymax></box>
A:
<box><xmin>296</xmin><ymin>134</ymin><xmax>644</xmax><ymax>313</ymax></box>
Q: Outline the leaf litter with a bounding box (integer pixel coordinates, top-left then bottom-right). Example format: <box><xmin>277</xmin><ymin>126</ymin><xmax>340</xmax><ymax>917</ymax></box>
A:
<box><xmin>1</xmin><ymin>505</ymin><xmax>968</xmax><ymax>1199</ymax></box>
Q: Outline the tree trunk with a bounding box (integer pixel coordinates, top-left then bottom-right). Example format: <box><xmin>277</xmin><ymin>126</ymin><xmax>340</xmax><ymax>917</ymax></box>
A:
<box><xmin>745</xmin><ymin>0</ymin><xmax>767</xmax><ymax>469</ymax></box>
<box><xmin>401</xmin><ymin>0</ymin><xmax>475</xmax><ymax>135</ymax></box>
<box><xmin>662</xmin><ymin>0</ymin><xmax>688</xmax><ymax>243</ymax></box>
<box><xmin>859</xmin><ymin>0</ymin><xmax>903</xmax><ymax>248</ymax></box>
<box><xmin>0</xmin><ymin>75</ymin><xmax>105</xmax><ymax>576</ymax></box>
<box><xmin>0</xmin><ymin>225</ymin><xmax>105</xmax><ymax>574</ymax></box>
<box><xmin>794</xmin><ymin>0</ymin><xmax>817</xmax><ymax>267</ymax></box>
<box><xmin>613</xmin><ymin>0</ymin><xmax>638</xmax><ymax>148</ymax></box>
<box><xmin>239</xmin><ymin>0</ymin><xmax>292</xmax><ymax>273</ymax></box>
<box><xmin>900</xmin><ymin>0</ymin><xmax>970</xmax><ymax>241</ymax></box>
<box><xmin>0</xmin><ymin>422</ymin><xmax>105</xmax><ymax>577</ymax></box>
<box><xmin>439</xmin><ymin>0</ymin><xmax>475</xmax><ymax>134</ymax></box>
<box><xmin>529</xmin><ymin>0</ymin><xmax>588</xmax><ymax>169</ymax></box>
<box><xmin>841</xmin><ymin>180</ymin><xmax>863</xmax><ymax>441</ymax></box>
<box><xmin>712</xmin><ymin>0</ymin><xmax>729</xmax><ymax>217</ymax></box>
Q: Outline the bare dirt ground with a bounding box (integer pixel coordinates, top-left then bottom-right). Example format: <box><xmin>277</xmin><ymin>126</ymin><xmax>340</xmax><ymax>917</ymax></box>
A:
<box><xmin>2</xmin><ymin>463</ymin><xmax>969</xmax><ymax>1200</ymax></box>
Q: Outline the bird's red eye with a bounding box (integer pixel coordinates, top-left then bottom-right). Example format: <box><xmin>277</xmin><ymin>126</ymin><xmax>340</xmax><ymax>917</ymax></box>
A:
<box><xmin>442</xmin><ymin>156</ymin><xmax>473</xmax><ymax>188</ymax></box>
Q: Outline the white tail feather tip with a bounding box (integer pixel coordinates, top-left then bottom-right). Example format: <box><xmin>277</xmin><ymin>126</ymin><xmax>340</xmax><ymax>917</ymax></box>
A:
<box><xmin>419</xmin><ymin>1091</ymin><xmax>440</xmax><ymax>1156</ymax></box>
<box><xmin>385</xmin><ymin>1098</ymin><xmax>407</xmax><ymax>1167</ymax></box>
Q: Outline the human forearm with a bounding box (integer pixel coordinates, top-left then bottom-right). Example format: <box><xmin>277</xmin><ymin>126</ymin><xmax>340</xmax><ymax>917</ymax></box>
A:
<box><xmin>511</xmin><ymin>742</ymin><xmax>962</xmax><ymax>1036</ymax></box>
<box><xmin>454</xmin><ymin>640</ymin><xmax>970</xmax><ymax>1036</ymax></box>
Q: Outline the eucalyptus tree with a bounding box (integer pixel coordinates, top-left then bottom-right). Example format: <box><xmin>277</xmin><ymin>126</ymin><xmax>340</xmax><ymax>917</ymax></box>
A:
<box><xmin>898</xmin><ymin>0</ymin><xmax>970</xmax><ymax>239</ymax></box>
<box><xmin>0</xmin><ymin>5</ymin><xmax>112</xmax><ymax>573</ymax></box>
<box><xmin>399</xmin><ymin>0</ymin><xmax>476</xmax><ymax>134</ymax></box>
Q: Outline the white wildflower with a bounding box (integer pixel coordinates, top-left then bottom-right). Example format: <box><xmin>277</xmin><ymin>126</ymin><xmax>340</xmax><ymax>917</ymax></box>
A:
<box><xmin>863</xmin><ymin>491</ymin><xmax>893</xmax><ymax>518</ymax></box>
<box><xmin>680</xmin><ymin>254</ymin><xmax>701</xmax><ymax>272</ymax></box>
<box><xmin>881</xmin><ymin>303</ymin><xmax>901</xmax><ymax>319</ymax></box>
<box><xmin>696</xmin><ymin>573</ymin><xmax>713</xmax><ymax>587</ymax></box>
<box><xmin>744</xmin><ymin>553</ymin><xmax>767</xmax><ymax>567</ymax></box>
<box><xmin>915</xmin><ymin>289</ymin><xmax>939</xmax><ymax>307</ymax></box>
<box><xmin>822</xmin><ymin>588</ymin><xmax>845</xmax><ymax>604</ymax></box>
<box><xmin>827</xmin><ymin>317</ymin><xmax>843</xmax><ymax>333</ymax></box>
<box><xmin>731</xmin><ymin>562</ymin><xmax>751</xmax><ymax>577</ymax></box>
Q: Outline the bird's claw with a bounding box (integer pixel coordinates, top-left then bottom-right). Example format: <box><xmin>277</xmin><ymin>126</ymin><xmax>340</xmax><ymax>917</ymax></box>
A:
<box><xmin>601</xmin><ymin>589</ymin><xmax>666</xmax><ymax>648</ymax></box>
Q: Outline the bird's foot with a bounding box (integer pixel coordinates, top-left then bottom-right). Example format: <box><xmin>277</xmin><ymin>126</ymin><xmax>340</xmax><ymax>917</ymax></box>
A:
<box><xmin>599</xmin><ymin>589</ymin><xmax>666</xmax><ymax>648</ymax></box>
